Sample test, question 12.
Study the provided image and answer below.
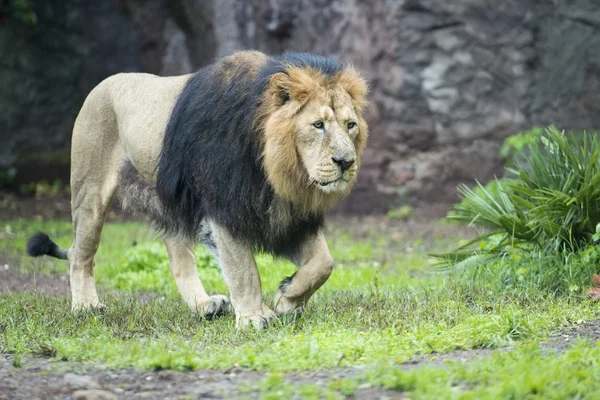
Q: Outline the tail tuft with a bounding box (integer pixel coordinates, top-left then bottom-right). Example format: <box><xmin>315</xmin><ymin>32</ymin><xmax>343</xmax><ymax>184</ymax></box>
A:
<box><xmin>27</xmin><ymin>232</ymin><xmax>68</xmax><ymax>260</ymax></box>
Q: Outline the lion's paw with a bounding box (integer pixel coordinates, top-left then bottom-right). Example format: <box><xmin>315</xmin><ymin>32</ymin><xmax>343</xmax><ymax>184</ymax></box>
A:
<box><xmin>236</xmin><ymin>307</ymin><xmax>278</xmax><ymax>329</ymax></box>
<box><xmin>71</xmin><ymin>300</ymin><xmax>105</xmax><ymax>313</ymax></box>
<box><xmin>201</xmin><ymin>295</ymin><xmax>231</xmax><ymax>319</ymax></box>
<box><xmin>273</xmin><ymin>290</ymin><xmax>303</xmax><ymax>316</ymax></box>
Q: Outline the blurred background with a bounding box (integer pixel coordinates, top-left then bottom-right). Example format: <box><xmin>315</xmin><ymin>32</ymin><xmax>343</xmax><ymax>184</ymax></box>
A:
<box><xmin>1</xmin><ymin>0</ymin><xmax>600</xmax><ymax>217</ymax></box>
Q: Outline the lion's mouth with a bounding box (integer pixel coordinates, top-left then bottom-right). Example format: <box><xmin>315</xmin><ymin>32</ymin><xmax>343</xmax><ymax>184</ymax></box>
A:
<box><xmin>314</xmin><ymin>177</ymin><xmax>351</xmax><ymax>193</ymax></box>
<box><xmin>319</xmin><ymin>180</ymin><xmax>336</xmax><ymax>187</ymax></box>
<box><xmin>318</xmin><ymin>178</ymin><xmax>347</xmax><ymax>187</ymax></box>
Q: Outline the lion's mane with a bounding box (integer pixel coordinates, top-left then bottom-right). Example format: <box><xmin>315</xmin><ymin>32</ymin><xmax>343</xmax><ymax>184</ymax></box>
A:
<box><xmin>154</xmin><ymin>52</ymin><xmax>359</xmax><ymax>256</ymax></box>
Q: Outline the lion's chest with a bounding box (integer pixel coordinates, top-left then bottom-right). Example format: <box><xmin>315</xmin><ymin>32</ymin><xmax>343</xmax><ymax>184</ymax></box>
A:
<box><xmin>199</xmin><ymin>201</ymin><xmax>324</xmax><ymax>259</ymax></box>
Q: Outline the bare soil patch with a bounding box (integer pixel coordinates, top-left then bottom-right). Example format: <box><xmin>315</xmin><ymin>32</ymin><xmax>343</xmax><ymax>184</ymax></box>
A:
<box><xmin>545</xmin><ymin>320</ymin><xmax>600</xmax><ymax>352</ymax></box>
<box><xmin>0</xmin><ymin>355</ymin><xmax>404</xmax><ymax>400</ymax></box>
<box><xmin>0</xmin><ymin>265</ymin><xmax>69</xmax><ymax>296</ymax></box>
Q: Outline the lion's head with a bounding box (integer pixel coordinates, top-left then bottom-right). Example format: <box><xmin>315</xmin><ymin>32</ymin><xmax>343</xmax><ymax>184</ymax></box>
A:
<box><xmin>260</xmin><ymin>64</ymin><xmax>369</xmax><ymax>213</ymax></box>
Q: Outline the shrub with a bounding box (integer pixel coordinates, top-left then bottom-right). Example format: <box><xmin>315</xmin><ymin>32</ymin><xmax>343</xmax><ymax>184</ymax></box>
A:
<box><xmin>448</xmin><ymin>126</ymin><xmax>544</xmax><ymax>221</ymax></box>
<box><xmin>2</xmin><ymin>0</ymin><xmax>38</xmax><ymax>25</ymax></box>
<box><xmin>436</xmin><ymin>126</ymin><xmax>600</xmax><ymax>287</ymax></box>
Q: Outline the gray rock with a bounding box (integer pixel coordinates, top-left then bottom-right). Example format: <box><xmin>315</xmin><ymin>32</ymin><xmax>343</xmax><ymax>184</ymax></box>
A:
<box><xmin>219</xmin><ymin>0</ymin><xmax>600</xmax><ymax>213</ymax></box>
<box><xmin>63</xmin><ymin>373</ymin><xmax>102</xmax><ymax>390</ymax></box>
<box><xmin>72</xmin><ymin>389</ymin><xmax>118</xmax><ymax>400</ymax></box>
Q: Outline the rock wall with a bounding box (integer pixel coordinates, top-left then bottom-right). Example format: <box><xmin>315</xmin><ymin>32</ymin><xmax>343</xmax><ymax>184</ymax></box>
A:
<box><xmin>0</xmin><ymin>0</ymin><xmax>212</xmax><ymax>167</ymax></box>
<box><xmin>0</xmin><ymin>0</ymin><xmax>139</xmax><ymax>168</ymax></box>
<box><xmin>2</xmin><ymin>0</ymin><xmax>600</xmax><ymax>214</ymax></box>
<box><xmin>213</xmin><ymin>0</ymin><xmax>600</xmax><ymax>213</ymax></box>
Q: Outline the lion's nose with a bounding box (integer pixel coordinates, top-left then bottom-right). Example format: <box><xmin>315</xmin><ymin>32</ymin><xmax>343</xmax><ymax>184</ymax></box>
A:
<box><xmin>332</xmin><ymin>157</ymin><xmax>355</xmax><ymax>172</ymax></box>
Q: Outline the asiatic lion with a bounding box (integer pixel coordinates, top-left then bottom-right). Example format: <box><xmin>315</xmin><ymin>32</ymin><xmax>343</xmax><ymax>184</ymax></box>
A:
<box><xmin>26</xmin><ymin>51</ymin><xmax>369</xmax><ymax>328</ymax></box>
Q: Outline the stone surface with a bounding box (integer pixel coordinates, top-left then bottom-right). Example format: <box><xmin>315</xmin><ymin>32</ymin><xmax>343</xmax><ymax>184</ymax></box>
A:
<box><xmin>212</xmin><ymin>0</ymin><xmax>600</xmax><ymax>213</ymax></box>
<box><xmin>71</xmin><ymin>390</ymin><xmax>118</xmax><ymax>400</ymax></box>
<box><xmin>0</xmin><ymin>0</ymin><xmax>140</xmax><ymax>168</ymax></box>
<box><xmin>2</xmin><ymin>0</ymin><xmax>600</xmax><ymax>213</ymax></box>
<box><xmin>63</xmin><ymin>373</ymin><xmax>102</xmax><ymax>390</ymax></box>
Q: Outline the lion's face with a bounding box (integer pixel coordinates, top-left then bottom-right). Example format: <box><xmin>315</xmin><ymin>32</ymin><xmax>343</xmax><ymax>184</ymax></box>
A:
<box><xmin>294</xmin><ymin>88</ymin><xmax>360</xmax><ymax>194</ymax></box>
<box><xmin>262</xmin><ymin>66</ymin><xmax>368</xmax><ymax>212</ymax></box>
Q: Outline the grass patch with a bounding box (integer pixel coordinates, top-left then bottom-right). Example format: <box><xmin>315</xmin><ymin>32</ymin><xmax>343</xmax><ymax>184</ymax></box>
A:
<box><xmin>1</xmin><ymin>215</ymin><xmax>600</xmax><ymax>398</ymax></box>
<box><xmin>0</xmin><ymin>218</ymin><xmax>598</xmax><ymax>372</ymax></box>
<box><xmin>364</xmin><ymin>338</ymin><xmax>600</xmax><ymax>399</ymax></box>
<box><xmin>1</xmin><ymin>286</ymin><xmax>597</xmax><ymax>372</ymax></box>
<box><xmin>249</xmin><ymin>338</ymin><xmax>600</xmax><ymax>399</ymax></box>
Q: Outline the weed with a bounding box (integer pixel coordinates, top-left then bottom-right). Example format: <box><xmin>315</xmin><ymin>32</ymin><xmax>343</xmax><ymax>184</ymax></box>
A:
<box><xmin>12</xmin><ymin>354</ymin><xmax>22</xmax><ymax>368</ymax></box>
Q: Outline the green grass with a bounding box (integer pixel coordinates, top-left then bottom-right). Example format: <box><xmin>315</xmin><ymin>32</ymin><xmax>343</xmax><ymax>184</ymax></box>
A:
<box><xmin>1</xmin><ymin>218</ymin><xmax>600</xmax><ymax>398</ymax></box>
<box><xmin>367</xmin><ymin>339</ymin><xmax>600</xmax><ymax>399</ymax></box>
<box><xmin>252</xmin><ymin>339</ymin><xmax>600</xmax><ymax>399</ymax></box>
<box><xmin>3</xmin><ymin>286</ymin><xmax>596</xmax><ymax>372</ymax></box>
<box><xmin>0</xmin><ymin>219</ymin><xmax>432</xmax><ymax>294</ymax></box>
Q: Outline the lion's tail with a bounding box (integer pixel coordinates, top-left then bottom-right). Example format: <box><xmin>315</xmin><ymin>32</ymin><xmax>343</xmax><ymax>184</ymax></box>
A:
<box><xmin>26</xmin><ymin>232</ymin><xmax>69</xmax><ymax>260</ymax></box>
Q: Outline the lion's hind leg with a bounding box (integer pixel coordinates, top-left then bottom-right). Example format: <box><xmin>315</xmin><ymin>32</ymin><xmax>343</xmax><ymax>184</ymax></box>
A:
<box><xmin>274</xmin><ymin>232</ymin><xmax>334</xmax><ymax>315</ymax></box>
<box><xmin>68</xmin><ymin>87</ymin><xmax>124</xmax><ymax>311</ymax></box>
<box><xmin>165</xmin><ymin>238</ymin><xmax>230</xmax><ymax>318</ymax></box>
<box><xmin>69</xmin><ymin>187</ymin><xmax>115</xmax><ymax>311</ymax></box>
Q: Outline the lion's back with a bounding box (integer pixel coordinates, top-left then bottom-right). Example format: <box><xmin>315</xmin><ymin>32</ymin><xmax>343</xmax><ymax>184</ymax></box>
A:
<box><xmin>73</xmin><ymin>72</ymin><xmax>191</xmax><ymax>180</ymax></box>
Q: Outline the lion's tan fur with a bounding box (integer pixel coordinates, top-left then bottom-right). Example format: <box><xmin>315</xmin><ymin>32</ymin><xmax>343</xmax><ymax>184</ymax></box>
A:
<box><xmin>62</xmin><ymin>51</ymin><xmax>368</xmax><ymax>328</ymax></box>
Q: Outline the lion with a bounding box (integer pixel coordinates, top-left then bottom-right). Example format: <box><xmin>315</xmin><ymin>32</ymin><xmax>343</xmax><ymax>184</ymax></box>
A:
<box><xmin>26</xmin><ymin>51</ymin><xmax>369</xmax><ymax>328</ymax></box>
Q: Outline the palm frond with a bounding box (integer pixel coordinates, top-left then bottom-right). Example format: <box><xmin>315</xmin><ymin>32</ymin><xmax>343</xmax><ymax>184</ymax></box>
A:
<box><xmin>442</xmin><ymin>126</ymin><xmax>600</xmax><ymax>270</ymax></box>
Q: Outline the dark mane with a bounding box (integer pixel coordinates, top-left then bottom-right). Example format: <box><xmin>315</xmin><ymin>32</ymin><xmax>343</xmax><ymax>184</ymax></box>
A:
<box><xmin>155</xmin><ymin>52</ymin><xmax>342</xmax><ymax>255</ymax></box>
<box><xmin>254</xmin><ymin>52</ymin><xmax>344</xmax><ymax>97</ymax></box>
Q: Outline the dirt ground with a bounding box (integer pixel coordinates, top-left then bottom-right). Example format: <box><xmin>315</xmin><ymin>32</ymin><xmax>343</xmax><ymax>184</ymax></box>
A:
<box><xmin>0</xmin><ymin>355</ymin><xmax>407</xmax><ymax>400</ymax></box>
<box><xmin>0</xmin><ymin>265</ymin><xmax>70</xmax><ymax>296</ymax></box>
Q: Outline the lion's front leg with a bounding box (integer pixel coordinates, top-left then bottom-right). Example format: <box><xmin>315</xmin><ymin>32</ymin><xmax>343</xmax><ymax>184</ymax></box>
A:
<box><xmin>274</xmin><ymin>231</ymin><xmax>334</xmax><ymax>316</ymax></box>
<box><xmin>211</xmin><ymin>223</ymin><xmax>277</xmax><ymax>329</ymax></box>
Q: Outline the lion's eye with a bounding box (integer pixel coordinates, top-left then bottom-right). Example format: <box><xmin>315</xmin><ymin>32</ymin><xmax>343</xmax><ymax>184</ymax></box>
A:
<box><xmin>347</xmin><ymin>121</ymin><xmax>357</xmax><ymax>130</ymax></box>
<box><xmin>313</xmin><ymin>121</ymin><xmax>324</xmax><ymax>129</ymax></box>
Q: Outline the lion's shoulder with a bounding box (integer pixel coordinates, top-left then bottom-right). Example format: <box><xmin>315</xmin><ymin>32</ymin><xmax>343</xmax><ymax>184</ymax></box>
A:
<box><xmin>100</xmin><ymin>72</ymin><xmax>191</xmax><ymax>96</ymax></box>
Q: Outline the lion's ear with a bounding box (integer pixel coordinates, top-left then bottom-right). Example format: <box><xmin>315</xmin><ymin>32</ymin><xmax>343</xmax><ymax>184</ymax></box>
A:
<box><xmin>269</xmin><ymin>72</ymin><xmax>292</xmax><ymax>105</ymax></box>
<box><xmin>337</xmin><ymin>68</ymin><xmax>369</xmax><ymax>111</ymax></box>
<box><xmin>269</xmin><ymin>69</ymin><xmax>318</xmax><ymax>106</ymax></box>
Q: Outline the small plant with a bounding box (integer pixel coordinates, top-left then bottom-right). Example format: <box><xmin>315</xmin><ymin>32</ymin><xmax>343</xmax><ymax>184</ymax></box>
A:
<box><xmin>0</xmin><ymin>167</ymin><xmax>17</xmax><ymax>188</ymax></box>
<box><xmin>449</xmin><ymin>127</ymin><xmax>543</xmax><ymax>220</ymax></box>
<box><xmin>436</xmin><ymin>126</ymin><xmax>600</xmax><ymax>275</ymax></box>
<box><xmin>499</xmin><ymin>126</ymin><xmax>544</xmax><ymax>166</ymax></box>
<box><xmin>387</xmin><ymin>205</ymin><xmax>413</xmax><ymax>220</ymax></box>
<box><xmin>3</xmin><ymin>0</ymin><xmax>38</xmax><ymax>25</ymax></box>
<box><xmin>12</xmin><ymin>354</ymin><xmax>22</xmax><ymax>368</ymax></box>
